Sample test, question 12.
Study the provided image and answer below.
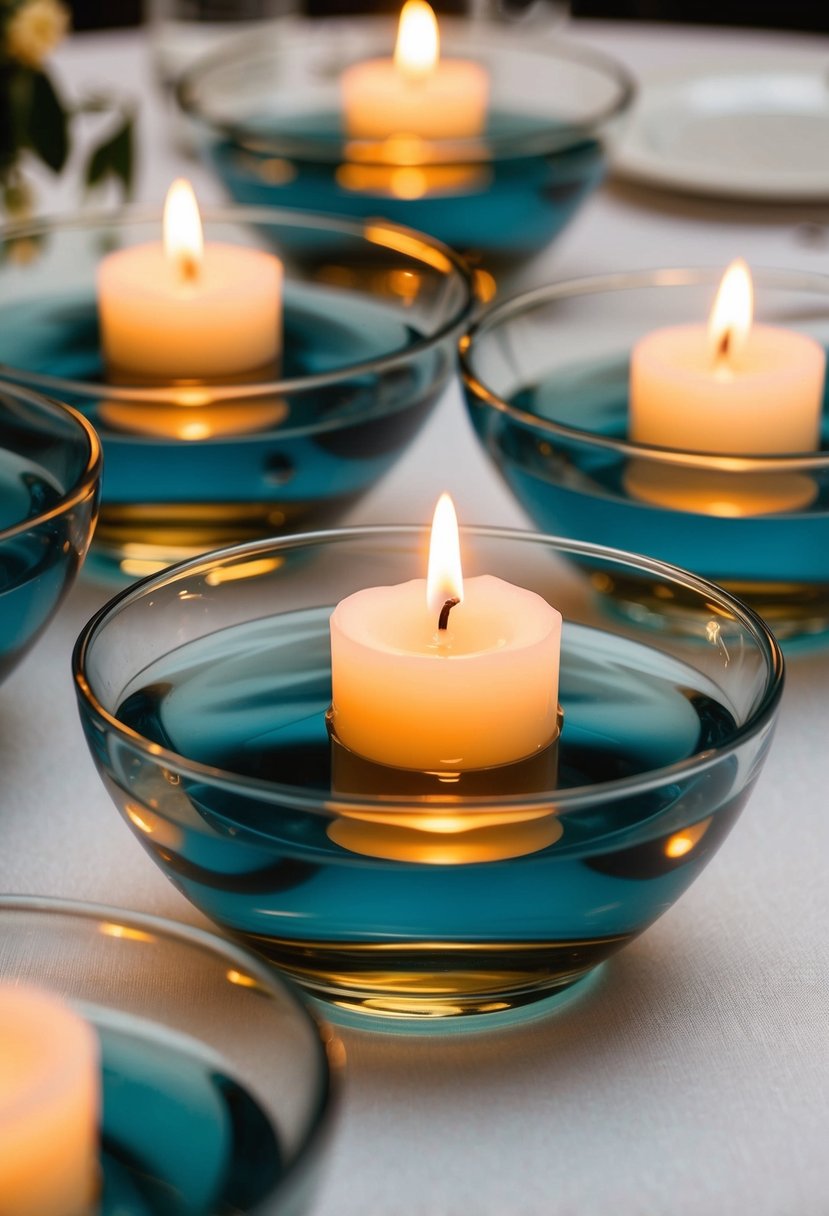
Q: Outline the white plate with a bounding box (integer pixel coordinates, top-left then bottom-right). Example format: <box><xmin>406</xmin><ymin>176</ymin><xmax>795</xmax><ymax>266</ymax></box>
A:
<box><xmin>613</xmin><ymin>58</ymin><xmax>829</xmax><ymax>201</ymax></box>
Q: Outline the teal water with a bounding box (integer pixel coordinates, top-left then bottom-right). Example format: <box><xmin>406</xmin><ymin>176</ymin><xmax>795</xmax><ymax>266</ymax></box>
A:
<box><xmin>0</xmin><ymin>288</ymin><xmax>443</xmax><ymax>565</ymax></box>
<box><xmin>100</xmin><ymin>609</ymin><xmax>757</xmax><ymax>1012</ymax></box>
<box><xmin>468</xmin><ymin>354</ymin><xmax>829</xmax><ymax>588</ymax></box>
<box><xmin>207</xmin><ymin>111</ymin><xmax>605</xmax><ymax>259</ymax></box>
<box><xmin>0</xmin><ymin>448</ymin><xmax>73</xmax><ymax>681</ymax></box>
<box><xmin>98</xmin><ymin>1019</ymin><xmax>281</xmax><ymax>1215</ymax></box>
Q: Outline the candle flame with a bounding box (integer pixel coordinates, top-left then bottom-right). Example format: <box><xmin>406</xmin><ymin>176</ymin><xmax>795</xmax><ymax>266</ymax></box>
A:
<box><xmin>708</xmin><ymin>258</ymin><xmax>753</xmax><ymax>367</ymax></box>
<box><xmin>163</xmin><ymin>178</ymin><xmax>203</xmax><ymax>281</ymax></box>
<box><xmin>426</xmin><ymin>492</ymin><xmax>464</xmax><ymax>621</ymax></box>
<box><xmin>394</xmin><ymin>0</ymin><xmax>439</xmax><ymax>82</ymax></box>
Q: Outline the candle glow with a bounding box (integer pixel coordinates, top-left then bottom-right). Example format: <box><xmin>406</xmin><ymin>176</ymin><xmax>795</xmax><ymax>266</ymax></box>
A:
<box><xmin>426</xmin><ymin>492</ymin><xmax>464</xmax><ymax>623</ymax></box>
<box><xmin>394</xmin><ymin>0</ymin><xmax>439</xmax><ymax>82</ymax></box>
<box><xmin>163</xmin><ymin>177</ymin><xmax>203</xmax><ymax>281</ymax></box>
<box><xmin>708</xmin><ymin>257</ymin><xmax>752</xmax><ymax>367</ymax></box>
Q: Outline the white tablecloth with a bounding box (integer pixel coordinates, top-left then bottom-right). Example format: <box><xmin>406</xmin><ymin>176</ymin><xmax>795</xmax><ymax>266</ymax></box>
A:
<box><xmin>4</xmin><ymin>17</ymin><xmax>828</xmax><ymax>1215</ymax></box>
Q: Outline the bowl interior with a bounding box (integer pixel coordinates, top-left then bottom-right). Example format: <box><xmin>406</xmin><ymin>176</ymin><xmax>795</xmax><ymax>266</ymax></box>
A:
<box><xmin>78</xmin><ymin>526</ymin><xmax>781</xmax><ymax>811</ymax></box>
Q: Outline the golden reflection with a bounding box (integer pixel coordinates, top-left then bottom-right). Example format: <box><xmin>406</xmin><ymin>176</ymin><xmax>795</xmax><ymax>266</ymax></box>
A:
<box><xmin>327</xmin><ymin>811</ymin><xmax>563</xmax><ymax>864</ymax></box>
<box><xmin>624</xmin><ymin>461</ymin><xmax>816</xmax><ymax>517</ymax></box>
<box><xmin>205</xmin><ymin>557</ymin><xmax>284</xmax><ymax>586</ymax></box>
<box><xmin>339</xmin><ymin>160</ymin><xmax>489</xmax><ymax>200</ymax></box>
<box><xmin>225</xmin><ymin>969</ymin><xmax>269</xmax><ymax>993</ymax></box>
<box><xmin>98</xmin><ymin>395</ymin><xmax>287</xmax><ymax>442</ymax></box>
<box><xmin>664</xmin><ymin>816</ymin><xmax>712</xmax><ymax>859</ymax></box>
<box><xmin>364</xmin><ymin>222</ymin><xmax>453</xmax><ymax>272</ymax></box>
<box><xmin>99</xmin><ymin>922</ymin><xmax>156</xmax><ymax>944</ymax></box>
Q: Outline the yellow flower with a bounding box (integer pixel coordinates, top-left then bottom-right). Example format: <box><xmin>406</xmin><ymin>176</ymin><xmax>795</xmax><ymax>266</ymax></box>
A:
<box><xmin>6</xmin><ymin>0</ymin><xmax>69</xmax><ymax>68</ymax></box>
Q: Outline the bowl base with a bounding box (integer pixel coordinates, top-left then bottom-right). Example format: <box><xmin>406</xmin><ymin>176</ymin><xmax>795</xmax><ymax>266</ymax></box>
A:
<box><xmin>240</xmin><ymin>932</ymin><xmax>628</xmax><ymax>1025</ymax></box>
<box><xmin>90</xmin><ymin>496</ymin><xmax>362</xmax><ymax>578</ymax></box>
<box><xmin>590</xmin><ymin>569</ymin><xmax>829</xmax><ymax>642</ymax></box>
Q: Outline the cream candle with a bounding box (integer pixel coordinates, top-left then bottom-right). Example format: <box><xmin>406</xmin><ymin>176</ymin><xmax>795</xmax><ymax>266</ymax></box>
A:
<box><xmin>0</xmin><ymin>983</ymin><xmax>99</xmax><ymax>1216</ymax></box>
<box><xmin>97</xmin><ymin>179</ymin><xmax>282</xmax><ymax>381</ymax></box>
<box><xmin>630</xmin><ymin>259</ymin><xmax>825</xmax><ymax>454</ymax></box>
<box><xmin>329</xmin><ymin>493</ymin><xmax>562</xmax><ymax>772</ymax></box>
<box><xmin>341</xmin><ymin>0</ymin><xmax>489</xmax><ymax>141</ymax></box>
<box><xmin>627</xmin><ymin>260</ymin><xmax>825</xmax><ymax>515</ymax></box>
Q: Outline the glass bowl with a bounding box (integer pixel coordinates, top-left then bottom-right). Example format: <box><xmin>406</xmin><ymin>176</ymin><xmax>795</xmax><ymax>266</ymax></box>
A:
<box><xmin>0</xmin><ymin>896</ymin><xmax>339</xmax><ymax>1214</ymax></box>
<box><xmin>461</xmin><ymin>267</ymin><xmax>829</xmax><ymax>640</ymax></box>
<box><xmin>0</xmin><ymin>381</ymin><xmax>100</xmax><ymax>681</ymax></box>
<box><xmin>176</xmin><ymin>20</ymin><xmax>634</xmax><ymax>263</ymax></box>
<box><xmin>73</xmin><ymin>526</ymin><xmax>783</xmax><ymax>1027</ymax></box>
<box><xmin>0</xmin><ymin>206</ymin><xmax>475</xmax><ymax>579</ymax></box>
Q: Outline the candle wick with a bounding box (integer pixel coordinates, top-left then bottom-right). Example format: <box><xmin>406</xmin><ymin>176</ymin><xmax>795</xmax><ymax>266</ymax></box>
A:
<box><xmin>179</xmin><ymin>253</ymin><xmax>199</xmax><ymax>282</ymax></box>
<box><xmin>438</xmin><ymin>597</ymin><xmax>460</xmax><ymax>631</ymax></box>
<box><xmin>715</xmin><ymin>327</ymin><xmax>731</xmax><ymax>367</ymax></box>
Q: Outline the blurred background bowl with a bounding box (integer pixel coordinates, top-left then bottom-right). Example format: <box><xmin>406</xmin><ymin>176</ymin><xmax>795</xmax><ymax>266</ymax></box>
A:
<box><xmin>177</xmin><ymin>21</ymin><xmax>634</xmax><ymax>265</ymax></box>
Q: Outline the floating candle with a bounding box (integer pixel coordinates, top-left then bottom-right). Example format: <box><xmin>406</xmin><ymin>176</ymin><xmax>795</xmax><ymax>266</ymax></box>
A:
<box><xmin>329</xmin><ymin>493</ymin><xmax>562</xmax><ymax>772</ymax></box>
<box><xmin>0</xmin><ymin>983</ymin><xmax>99</xmax><ymax>1216</ymax></box>
<box><xmin>630</xmin><ymin>259</ymin><xmax>824</xmax><ymax>454</ymax></box>
<box><xmin>627</xmin><ymin>260</ymin><xmax>825</xmax><ymax>515</ymax></box>
<box><xmin>97</xmin><ymin>179</ymin><xmax>282</xmax><ymax>381</ymax></box>
<box><xmin>341</xmin><ymin>0</ymin><xmax>489</xmax><ymax>141</ymax></box>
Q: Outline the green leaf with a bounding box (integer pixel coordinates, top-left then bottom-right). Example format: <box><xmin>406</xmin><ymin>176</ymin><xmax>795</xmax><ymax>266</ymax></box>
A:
<box><xmin>4</xmin><ymin>65</ymin><xmax>33</xmax><ymax>163</ymax></box>
<box><xmin>85</xmin><ymin>115</ymin><xmax>134</xmax><ymax>197</ymax></box>
<box><xmin>26</xmin><ymin>70</ymin><xmax>68</xmax><ymax>172</ymax></box>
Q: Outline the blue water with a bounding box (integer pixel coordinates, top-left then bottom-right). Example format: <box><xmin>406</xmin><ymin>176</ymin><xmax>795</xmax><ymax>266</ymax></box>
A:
<box><xmin>0</xmin><ymin>449</ymin><xmax>78</xmax><ymax>682</ymax></box>
<box><xmin>207</xmin><ymin>111</ymin><xmax>605</xmax><ymax>260</ymax></box>
<box><xmin>98</xmin><ymin>1019</ymin><xmax>281</xmax><ymax>1215</ymax></box>
<box><xmin>99</xmin><ymin>609</ymin><xmax>761</xmax><ymax>1018</ymax></box>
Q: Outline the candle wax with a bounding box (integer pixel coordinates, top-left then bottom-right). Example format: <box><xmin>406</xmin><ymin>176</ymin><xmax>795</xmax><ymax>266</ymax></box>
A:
<box><xmin>329</xmin><ymin>573</ymin><xmax>561</xmax><ymax>772</ymax></box>
<box><xmin>97</xmin><ymin>242</ymin><xmax>282</xmax><ymax>381</ymax></box>
<box><xmin>629</xmin><ymin>323</ymin><xmax>825</xmax><ymax>454</ymax></box>
<box><xmin>341</xmin><ymin>59</ymin><xmax>488</xmax><ymax>141</ymax></box>
<box><xmin>0</xmin><ymin>983</ymin><xmax>99</xmax><ymax>1216</ymax></box>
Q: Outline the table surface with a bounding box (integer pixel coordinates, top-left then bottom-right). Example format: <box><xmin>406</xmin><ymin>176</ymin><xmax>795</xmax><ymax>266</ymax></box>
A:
<box><xmin>6</xmin><ymin>16</ymin><xmax>829</xmax><ymax>1216</ymax></box>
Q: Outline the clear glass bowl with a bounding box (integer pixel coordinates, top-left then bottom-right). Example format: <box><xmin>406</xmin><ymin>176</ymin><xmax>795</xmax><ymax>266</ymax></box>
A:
<box><xmin>73</xmin><ymin>526</ymin><xmax>783</xmax><ymax>1027</ymax></box>
<box><xmin>176</xmin><ymin>21</ymin><xmax>634</xmax><ymax>262</ymax></box>
<box><xmin>0</xmin><ymin>896</ymin><xmax>338</xmax><ymax>1214</ymax></box>
<box><xmin>461</xmin><ymin>267</ymin><xmax>829</xmax><ymax>640</ymax></box>
<box><xmin>0</xmin><ymin>207</ymin><xmax>475</xmax><ymax>579</ymax></box>
<box><xmin>0</xmin><ymin>381</ymin><xmax>100</xmax><ymax>680</ymax></box>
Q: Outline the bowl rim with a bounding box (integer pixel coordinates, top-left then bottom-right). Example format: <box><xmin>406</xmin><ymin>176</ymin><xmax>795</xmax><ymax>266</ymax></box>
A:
<box><xmin>0</xmin><ymin>205</ymin><xmax>477</xmax><ymax>409</ymax></box>
<box><xmin>0</xmin><ymin>893</ymin><xmax>341</xmax><ymax>1207</ymax></box>
<box><xmin>72</xmin><ymin>523</ymin><xmax>784</xmax><ymax>817</ymax></box>
<box><xmin>176</xmin><ymin>22</ymin><xmax>636</xmax><ymax>165</ymax></box>
<box><xmin>0</xmin><ymin>381</ymin><xmax>102</xmax><ymax>544</ymax></box>
<box><xmin>460</xmin><ymin>264</ymin><xmax>829</xmax><ymax>470</ymax></box>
